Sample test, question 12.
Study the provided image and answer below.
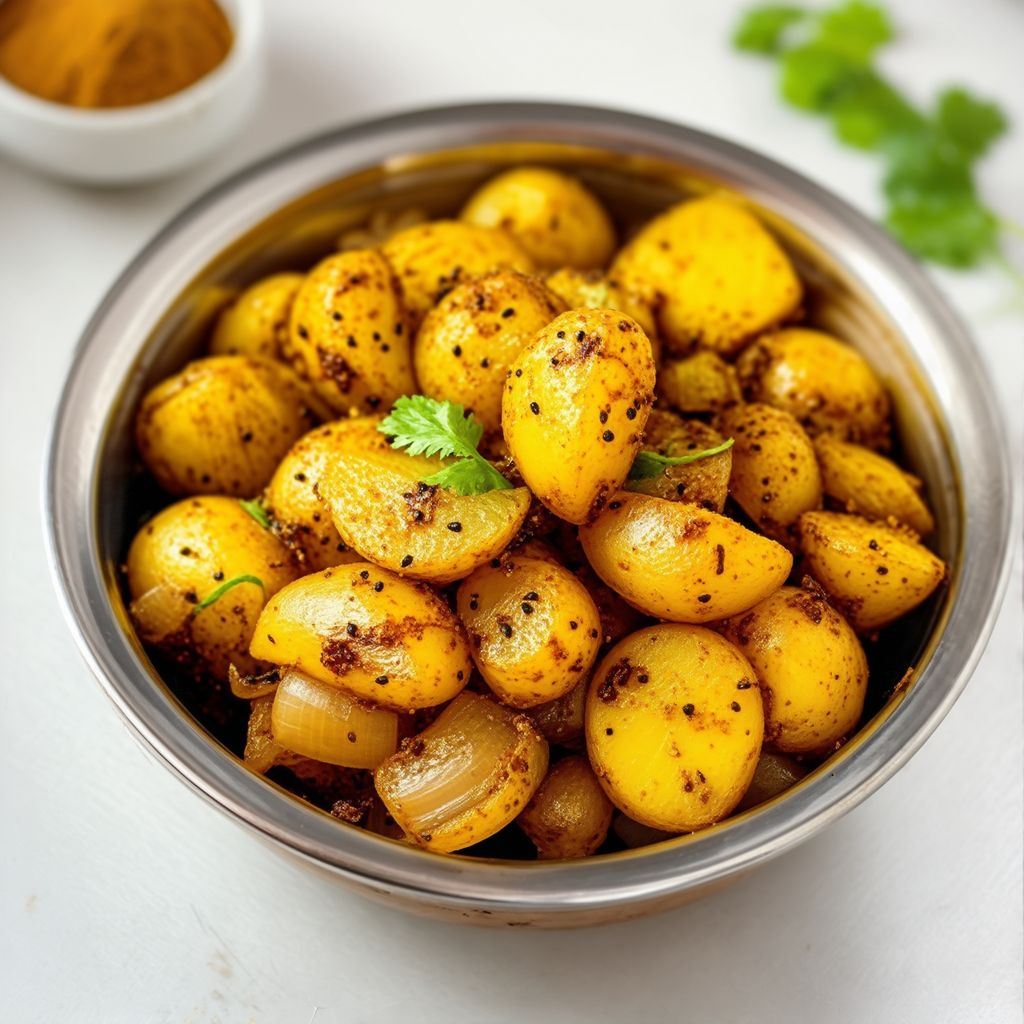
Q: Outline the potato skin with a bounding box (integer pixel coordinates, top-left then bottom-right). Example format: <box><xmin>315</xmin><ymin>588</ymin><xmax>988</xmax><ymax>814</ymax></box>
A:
<box><xmin>625</xmin><ymin>409</ymin><xmax>732</xmax><ymax>511</ymax></box>
<box><xmin>135</xmin><ymin>356</ymin><xmax>317</xmax><ymax>497</ymax></box>
<box><xmin>814</xmin><ymin>435</ymin><xmax>934</xmax><ymax>535</ymax></box>
<box><xmin>288</xmin><ymin>250</ymin><xmax>415</xmax><ymax>416</ymax></box>
<box><xmin>525</xmin><ymin>678</ymin><xmax>586</xmax><ymax>745</ymax></box>
<box><xmin>263</xmin><ymin>421</ymin><xmax>364</xmax><ymax>572</ymax></box>
<box><xmin>462</xmin><ymin>167</ymin><xmax>616</xmax><ymax>270</ymax></box>
<box><xmin>799</xmin><ymin>511</ymin><xmax>945</xmax><ymax>632</ymax></box>
<box><xmin>126</xmin><ymin>496</ymin><xmax>300</xmax><ymax>680</ymax></box>
<box><xmin>658</xmin><ymin>351</ymin><xmax>741</xmax><ymax>415</ymax></box>
<box><xmin>317</xmin><ymin>417</ymin><xmax>532</xmax><ymax>584</ymax></box>
<box><xmin>518</xmin><ymin>755</ymin><xmax>613</xmax><ymax>859</ymax></box>
<box><xmin>502</xmin><ymin>309</ymin><xmax>656</xmax><ymax>524</ymax></box>
<box><xmin>210</xmin><ymin>273</ymin><xmax>304</xmax><ymax>361</ymax></box>
<box><xmin>719</xmin><ymin>586</ymin><xmax>868</xmax><ymax>753</ymax></box>
<box><xmin>249</xmin><ymin>563</ymin><xmax>472</xmax><ymax>711</ymax></box>
<box><xmin>717</xmin><ymin>402</ymin><xmax>821</xmax><ymax>543</ymax></box>
<box><xmin>381</xmin><ymin>220</ymin><xmax>533</xmax><ymax>327</ymax></box>
<box><xmin>585</xmin><ymin>625</ymin><xmax>764</xmax><ymax>832</ymax></box>
<box><xmin>610</xmin><ymin>195</ymin><xmax>802</xmax><ymax>356</ymax></box>
<box><xmin>456</xmin><ymin>556</ymin><xmax>602</xmax><ymax>708</ymax></box>
<box><xmin>580</xmin><ymin>492</ymin><xmax>793</xmax><ymax>623</ymax></box>
<box><xmin>413</xmin><ymin>271</ymin><xmax>564</xmax><ymax>433</ymax></box>
<box><xmin>736</xmin><ymin>328</ymin><xmax>891</xmax><ymax>448</ymax></box>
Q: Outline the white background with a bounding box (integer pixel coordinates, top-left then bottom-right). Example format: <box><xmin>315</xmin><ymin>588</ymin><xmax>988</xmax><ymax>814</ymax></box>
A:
<box><xmin>2</xmin><ymin>1</ymin><xmax>1022</xmax><ymax>1021</ymax></box>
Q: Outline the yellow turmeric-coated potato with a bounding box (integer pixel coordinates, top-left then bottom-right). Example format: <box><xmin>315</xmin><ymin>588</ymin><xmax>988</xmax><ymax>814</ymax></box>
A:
<box><xmin>544</xmin><ymin>267</ymin><xmax>657</xmax><ymax>344</ymax></box>
<box><xmin>375</xmin><ymin>691</ymin><xmax>548</xmax><ymax>851</ymax></box>
<box><xmin>381</xmin><ymin>220</ymin><xmax>533</xmax><ymax>327</ymax></box>
<box><xmin>525</xmin><ymin>678</ymin><xmax>587</xmax><ymax>745</ymax></box>
<box><xmin>263</xmin><ymin>421</ymin><xmax>364</xmax><ymax>572</ymax></box>
<box><xmin>126</xmin><ymin>496</ymin><xmax>299</xmax><ymax>680</ymax></box>
<box><xmin>135</xmin><ymin>355</ymin><xmax>317</xmax><ymax>497</ymax></box>
<box><xmin>736</xmin><ymin>328</ymin><xmax>891</xmax><ymax>448</ymax></box>
<box><xmin>518</xmin><ymin>755</ymin><xmax>613</xmax><ymax>858</ymax></box>
<box><xmin>719</xmin><ymin>586</ymin><xmax>868</xmax><ymax>753</ymax></box>
<box><xmin>717</xmin><ymin>402</ymin><xmax>821</xmax><ymax>543</ymax></box>
<box><xmin>625</xmin><ymin>409</ymin><xmax>732</xmax><ymax>511</ymax></box>
<box><xmin>249</xmin><ymin>563</ymin><xmax>472</xmax><ymax>711</ymax></box>
<box><xmin>814</xmin><ymin>434</ymin><xmax>935</xmax><ymax>535</ymax></box>
<box><xmin>798</xmin><ymin>511</ymin><xmax>945</xmax><ymax>632</ymax></box>
<box><xmin>502</xmin><ymin>309</ymin><xmax>656</xmax><ymax>524</ymax></box>
<box><xmin>413</xmin><ymin>271</ymin><xmax>564</xmax><ymax>433</ymax></box>
<box><xmin>317</xmin><ymin>417</ymin><xmax>531</xmax><ymax>584</ymax></box>
<box><xmin>658</xmin><ymin>351</ymin><xmax>741</xmax><ymax>415</ymax></box>
<box><xmin>209</xmin><ymin>273</ymin><xmax>304</xmax><ymax>361</ymax></box>
<box><xmin>580</xmin><ymin>492</ymin><xmax>793</xmax><ymax>623</ymax></box>
<box><xmin>456</xmin><ymin>556</ymin><xmax>602</xmax><ymax>708</ymax></box>
<box><xmin>462</xmin><ymin>167</ymin><xmax>616</xmax><ymax>270</ymax></box>
<box><xmin>610</xmin><ymin>195</ymin><xmax>802</xmax><ymax>356</ymax></box>
<box><xmin>585</xmin><ymin>625</ymin><xmax>764</xmax><ymax>832</ymax></box>
<box><xmin>288</xmin><ymin>250</ymin><xmax>415</xmax><ymax>416</ymax></box>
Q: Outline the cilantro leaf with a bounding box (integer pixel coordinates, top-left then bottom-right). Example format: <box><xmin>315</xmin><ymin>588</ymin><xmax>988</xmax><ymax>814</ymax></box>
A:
<box><xmin>239</xmin><ymin>498</ymin><xmax>271</xmax><ymax>530</ymax></box>
<box><xmin>936</xmin><ymin>87</ymin><xmax>1008</xmax><ymax>160</ymax></box>
<box><xmin>817</xmin><ymin>1</ymin><xmax>893</xmax><ymax>61</ymax></box>
<box><xmin>779</xmin><ymin>44</ymin><xmax>863</xmax><ymax>111</ymax></box>
<box><xmin>882</xmin><ymin>133</ymin><xmax>974</xmax><ymax>205</ymax></box>
<box><xmin>628</xmin><ymin>439</ymin><xmax>735</xmax><ymax>481</ymax></box>
<box><xmin>733</xmin><ymin>5</ymin><xmax>808</xmax><ymax>53</ymax></box>
<box><xmin>886</xmin><ymin>196</ymin><xmax>999</xmax><ymax>267</ymax></box>
<box><xmin>830</xmin><ymin>74</ymin><xmax>924</xmax><ymax>149</ymax></box>
<box><xmin>379</xmin><ymin>395</ymin><xmax>511</xmax><ymax>496</ymax></box>
<box><xmin>193</xmin><ymin>575</ymin><xmax>265</xmax><ymax>615</ymax></box>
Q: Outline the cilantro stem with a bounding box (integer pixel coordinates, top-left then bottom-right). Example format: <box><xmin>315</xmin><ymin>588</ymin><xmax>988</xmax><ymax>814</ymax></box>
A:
<box><xmin>628</xmin><ymin>438</ymin><xmax>735</xmax><ymax>481</ymax></box>
<box><xmin>998</xmin><ymin>219</ymin><xmax>1024</xmax><ymax>242</ymax></box>
<box><xmin>239</xmin><ymin>498</ymin><xmax>271</xmax><ymax>530</ymax></box>
<box><xmin>192</xmin><ymin>575</ymin><xmax>265</xmax><ymax>615</ymax></box>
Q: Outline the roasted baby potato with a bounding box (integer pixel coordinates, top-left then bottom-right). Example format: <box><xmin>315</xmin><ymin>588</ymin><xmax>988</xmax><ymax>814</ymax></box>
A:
<box><xmin>736</xmin><ymin>328</ymin><xmax>891</xmax><ymax>448</ymax></box>
<box><xmin>317</xmin><ymin>417</ymin><xmax>531</xmax><ymax>584</ymax></box>
<box><xmin>658</xmin><ymin>351</ymin><xmax>742</xmax><ymax>415</ymax></box>
<box><xmin>135</xmin><ymin>355</ymin><xmax>317</xmax><ymax>497</ymax></box>
<box><xmin>580</xmin><ymin>492</ymin><xmax>793</xmax><ymax>623</ymax></box>
<box><xmin>735</xmin><ymin>751</ymin><xmax>808</xmax><ymax>812</ymax></box>
<box><xmin>413</xmin><ymin>271</ymin><xmax>564</xmax><ymax>432</ymax></box>
<box><xmin>381</xmin><ymin>220</ymin><xmax>533</xmax><ymax>327</ymax></box>
<box><xmin>518</xmin><ymin>755</ymin><xmax>613</xmax><ymax>859</ymax></box>
<box><xmin>717</xmin><ymin>402</ymin><xmax>821</xmax><ymax>543</ymax></box>
<box><xmin>586</xmin><ymin>624</ymin><xmax>764</xmax><ymax>832</ymax></box>
<box><xmin>799</xmin><ymin>511</ymin><xmax>945</xmax><ymax>632</ymax></box>
<box><xmin>126</xmin><ymin>495</ymin><xmax>299</xmax><ymax>680</ymax></box>
<box><xmin>544</xmin><ymin>267</ymin><xmax>658</xmax><ymax>344</ymax></box>
<box><xmin>288</xmin><ymin>249</ymin><xmax>416</xmax><ymax>415</ymax></box>
<box><xmin>524</xmin><ymin>678</ymin><xmax>587</xmax><ymax>745</ymax></box>
<box><xmin>456</xmin><ymin>556</ymin><xmax>602</xmax><ymax>708</ymax></box>
<box><xmin>719</xmin><ymin>586</ymin><xmax>868</xmax><ymax>753</ymax></box>
<box><xmin>625</xmin><ymin>409</ymin><xmax>732</xmax><ymax>511</ymax></box>
<box><xmin>462</xmin><ymin>166</ymin><xmax>616</xmax><ymax>270</ymax></box>
<box><xmin>502</xmin><ymin>309</ymin><xmax>655</xmax><ymax>524</ymax></box>
<box><xmin>263</xmin><ymin>421</ymin><xmax>363</xmax><ymax>571</ymax></box>
<box><xmin>209</xmin><ymin>272</ymin><xmax>304</xmax><ymax>361</ymax></box>
<box><xmin>249</xmin><ymin>563</ymin><xmax>472</xmax><ymax>711</ymax></box>
<box><xmin>610</xmin><ymin>195</ymin><xmax>802</xmax><ymax>356</ymax></box>
<box><xmin>814</xmin><ymin>434</ymin><xmax>934</xmax><ymax>535</ymax></box>
<box><xmin>375</xmin><ymin>691</ymin><xmax>548</xmax><ymax>852</ymax></box>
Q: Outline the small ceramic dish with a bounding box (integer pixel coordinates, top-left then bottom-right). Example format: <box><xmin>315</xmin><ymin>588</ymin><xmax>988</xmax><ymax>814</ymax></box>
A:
<box><xmin>0</xmin><ymin>0</ymin><xmax>264</xmax><ymax>184</ymax></box>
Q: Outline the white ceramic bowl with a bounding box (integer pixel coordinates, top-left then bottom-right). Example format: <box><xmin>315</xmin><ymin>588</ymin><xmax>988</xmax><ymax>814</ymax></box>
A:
<box><xmin>0</xmin><ymin>0</ymin><xmax>264</xmax><ymax>184</ymax></box>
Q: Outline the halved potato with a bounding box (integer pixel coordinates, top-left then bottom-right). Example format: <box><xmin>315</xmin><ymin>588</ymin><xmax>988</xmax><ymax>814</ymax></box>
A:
<box><xmin>317</xmin><ymin>417</ymin><xmax>532</xmax><ymax>584</ymax></box>
<box><xmin>249</xmin><ymin>563</ymin><xmax>472</xmax><ymax>710</ymax></box>
<box><xmin>580</xmin><ymin>492</ymin><xmax>792</xmax><ymax>623</ymax></box>
<box><xmin>586</xmin><ymin>624</ymin><xmax>764</xmax><ymax>832</ymax></box>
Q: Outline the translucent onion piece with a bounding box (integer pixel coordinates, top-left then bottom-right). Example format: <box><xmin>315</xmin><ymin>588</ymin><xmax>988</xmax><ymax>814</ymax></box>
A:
<box><xmin>271</xmin><ymin>670</ymin><xmax>399</xmax><ymax>770</ymax></box>
<box><xmin>129</xmin><ymin>583</ymin><xmax>193</xmax><ymax>644</ymax></box>
<box><xmin>228</xmin><ymin>663</ymin><xmax>281</xmax><ymax>700</ymax></box>
<box><xmin>735</xmin><ymin>752</ymin><xmax>808</xmax><ymax>813</ymax></box>
<box><xmin>375</xmin><ymin>692</ymin><xmax>548</xmax><ymax>852</ymax></box>
<box><xmin>243</xmin><ymin>694</ymin><xmax>288</xmax><ymax>774</ymax></box>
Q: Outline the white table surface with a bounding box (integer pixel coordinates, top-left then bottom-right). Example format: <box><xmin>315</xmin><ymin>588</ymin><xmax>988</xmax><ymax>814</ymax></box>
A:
<box><xmin>2</xmin><ymin>1</ymin><xmax>1021</xmax><ymax>1021</ymax></box>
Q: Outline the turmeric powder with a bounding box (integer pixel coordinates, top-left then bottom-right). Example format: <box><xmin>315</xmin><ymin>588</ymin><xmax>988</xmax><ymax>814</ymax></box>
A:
<box><xmin>0</xmin><ymin>0</ymin><xmax>233</xmax><ymax>109</ymax></box>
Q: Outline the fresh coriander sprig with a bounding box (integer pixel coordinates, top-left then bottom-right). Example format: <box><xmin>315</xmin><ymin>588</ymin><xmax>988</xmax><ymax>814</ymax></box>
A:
<box><xmin>192</xmin><ymin>575</ymin><xmax>265</xmax><ymax>615</ymax></box>
<box><xmin>239</xmin><ymin>498</ymin><xmax>271</xmax><ymax>530</ymax></box>
<box><xmin>628</xmin><ymin>439</ymin><xmax>735</xmax><ymax>481</ymax></box>
<box><xmin>379</xmin><ymin>395</ymin><xmax>512</xmax><ymax>496</ymax></box>
<box><xmin>732</xmin><ymin>1</ymin><xmax>1016</xmax><ymax>271</ymax></box>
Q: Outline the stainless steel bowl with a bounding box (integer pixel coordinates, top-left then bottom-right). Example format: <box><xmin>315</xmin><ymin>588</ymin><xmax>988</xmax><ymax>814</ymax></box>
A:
<box><xmin>45</xmin><ymin>102</ymin><xmax>1014</xmax><ymax>927</ymax></box>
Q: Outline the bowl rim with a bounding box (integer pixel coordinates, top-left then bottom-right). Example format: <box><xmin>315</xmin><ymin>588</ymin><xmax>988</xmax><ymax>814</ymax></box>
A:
<box><xmin>0</xmin><ymin>0</ymin><xmax>262</xmax><ymax>128</ymax></box>
<box><xmin>44</xmin><ymin>101</ymin><xmax>1017</xmax><ymax>919</ymax></box>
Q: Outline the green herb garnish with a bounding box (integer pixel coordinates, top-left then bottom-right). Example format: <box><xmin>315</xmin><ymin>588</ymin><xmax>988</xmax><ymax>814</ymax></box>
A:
<box><xmin>192</xmin><ymin>575</ymin><xmax>265</xmax><ymax>615</ymax></box>
<box><xmin>239</xmin><ymin>498</ymin><xmax>271</xmax><ymax>530</ymax></box>
<box><xmin>378</xmin><ymin>395</ymin><xmax>512</xmax><ymax>496</ymax></box>
<box><xmin>628</xmin><ymin>439</ymin><xmax>735</xmax><ymax>481</ymax></box>
<box><xmin>733</xmin><ymin>1</ymin><xmax>1016</xmax><ymax>270</ymax></box>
